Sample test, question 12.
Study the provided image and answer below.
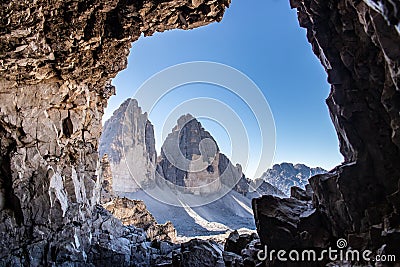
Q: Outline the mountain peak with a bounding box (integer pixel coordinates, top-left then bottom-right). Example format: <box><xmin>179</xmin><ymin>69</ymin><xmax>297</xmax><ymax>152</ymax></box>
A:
<box><xmin>261</xmin><ymin>162</ymin><xmax>326</xmax><ymax>195</ymax></box>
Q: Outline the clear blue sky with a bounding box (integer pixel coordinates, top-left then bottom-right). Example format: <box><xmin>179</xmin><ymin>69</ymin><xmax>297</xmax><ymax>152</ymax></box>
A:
<box><xmin>104</xmin><ymin>0</ymin><xmax>343</xmax><ymax>177</ymax></box>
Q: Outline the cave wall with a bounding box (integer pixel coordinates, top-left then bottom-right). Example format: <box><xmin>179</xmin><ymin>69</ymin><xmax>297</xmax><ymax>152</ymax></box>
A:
<box><xmin>254</xmin><ymin>0</ymin><xmax>400</xmax><ymax>261</ymax></box>
<box><xmin>0</xmin><ymin>0</ymin><xmax>230</xmax><ymax>264</ymax></box>
<box><xmin>2</xmin><ymin>0</ymin><xmax>400</xmax><ymax>264</ymax></box>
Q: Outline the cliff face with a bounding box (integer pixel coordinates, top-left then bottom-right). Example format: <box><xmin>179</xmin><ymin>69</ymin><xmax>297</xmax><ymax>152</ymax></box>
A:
<box><xmin>157</xmin><ymin>114</ymin><xmax>248</xmax><ymax>195</ymax></box>
<box><xmin>260</xmin><ymin>163</ymin><xmax>326</xmax><ymax>196</ymax></box>
<box><xmin>100</xmin><ymin>98</ymin><xmax>157</xmax><ymax>192</ymax></box>
<box><xmin>254</xmin><ymin>0</ymin><xmax>400</xmax><ymax>262</ymax></box>
<box><xmin>2</xmin><ymin>0</ymin><xmax>400</xmax><ymax>265</ymax></box>
<box><xmin>0</xmin><ymin>0</ymin><xmax>230</xmax><ymax>264</ymax></box>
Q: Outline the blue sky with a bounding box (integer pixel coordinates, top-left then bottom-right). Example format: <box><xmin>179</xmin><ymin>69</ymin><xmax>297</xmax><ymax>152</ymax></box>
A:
<box><xmin>104</xmin><ymin>0</ymin><xmax>343</xmax><ymax>177</ymax></box>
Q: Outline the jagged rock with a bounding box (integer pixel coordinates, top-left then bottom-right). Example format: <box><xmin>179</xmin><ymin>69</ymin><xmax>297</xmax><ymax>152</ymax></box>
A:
<box><xmin>222</xmin><ymin>251</ymin><xmax>243</xmax><ymax>266</ymax></box>
<box><xmin>294</xmin><ymin>0</ymin><xmax>400</xmax><ymax>253</ymax></box>
<box><xmin>259</xmin><ymin>163</ymin><xmax>326</xmax><ymax>196</ymax></box>
<box><xmin>103</xmin><ymin>197</ymin><xmax>176</xmax><ymax>242</ymax></box>
<box><xmin>157</xmin><ymin>114</ymin><xmax>248</xmax><ymax>195</ymax></box>
<box><xmin>177</xmin><ymin>239</ymin><xmax>224</xmax><ymax>267</ymax></box>
<box><xmin>100</xmin><ymin>98</ymin><xmax>157</xmax><ymax>192</ymax></box>
<box><xmin>223</xmin><ymin>233</ymin><xmax>264</xmax><ymax>267</ymax></box>
<box><xmin>0</xmin><ymin>0</ymin><xmax>229</xmax><ymax>264</ymax></box>
<box><xmin>252</xmin><ymin>195</ymin><xmax>331</xmax><ymax>251</ymax></box>
<box><xmin>100</xmin><ymin>154</ymin><xmax>116</xmax><ymax>203</ymax></box>
<box><xmin>250</xmin><ymin>179</ymin><xmax>285</xmax><ymax>197</ymax></box>
<box><xmin>224</xmin><ymin>230</ymin><xmax>258</xmax><ymax>256</ymax></box>
<box><xmin>252</xmin><ymin>1</ymin><xmax>400</xmax><ymax>262</ymax></box>
<box><xmin>290</xmin><ymin>185</ymin><xmax>312</xmax><ymax>201</ymax></box>
<box><xmin>218</xmin><ymin>154</ymin><xmax>250</xmax><ymax>195</ymax></box>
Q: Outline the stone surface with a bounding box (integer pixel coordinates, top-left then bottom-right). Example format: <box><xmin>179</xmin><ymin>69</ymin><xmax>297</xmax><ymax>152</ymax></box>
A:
<box><xmin>290</xmin><ymin>185</ymin><xmax>312</xmax><ymax>201</ymax></box>
<box><xmin>157</xmin><ymin>114</ymin><xmax>249</xmax><ymax>195</ymax></box>
<box><xmin>253</xmin><ymin>195</ymin><xmax>331</xmax><ymax>251</ymax></box>
<box><xmin>224</xmin><ymin>230</ymin><xmax>258</xmax><ymax>256</ymax></box>
<box><xmin>260</xmin><ymin>163</ymin><xmax>326</xmax><ymax>196</ymax></box>
<box><xmin>99</xmin><ymin>154</ymin><xmax>115</xmax><ymax>203</ymax></box>
<box><xmin>103</xmin><ymin>197</ymin><xmax>177</xmax><ymax>242</ymax></box>
<box><xmin>249</xmin><ymin>179</ymin><xmax>285</xmax><ymax>197</ymax></box>
<box><xmin>0</xmin><ymin>0</ymin><xmax>230</xmax><ymax>264</ymax></box>
<box><xmin>178</xmin><ymin>239</ymin><xmax>224</xmax><ymax>267</ymax></box>
<box><xmin>100</xmin><ymin>98</ymin><xmax>157</xmax><ymax>192</ymax></box>
<box><xmin>254</xmin><ymin>0</ymin><xmax>400</xmax><ymax>264</ymax></box>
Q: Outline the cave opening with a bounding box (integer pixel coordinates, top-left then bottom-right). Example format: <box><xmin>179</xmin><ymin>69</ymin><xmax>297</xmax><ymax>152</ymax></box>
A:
<box><xmin>2</xmin><ymin>0</ymin><xmax>400</xmax><ymax>265</ymax></box>
<box><xmin>99</xmin><ymin>0</ymin><xmax>344</xmax><ymax>247</ymax></box>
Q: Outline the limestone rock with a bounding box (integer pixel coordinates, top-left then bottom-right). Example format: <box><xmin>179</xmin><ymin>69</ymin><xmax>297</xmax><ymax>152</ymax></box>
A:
<box><xmin>103</xmin><ymin>197</ymin><xmax>176</xmax><ymax>242</ymax></box>
<box><xmin>157</xmin><ymin>114</ymin><xmax>248</xmax><ymax>195</ymax></box>
<box><xmin>252</xmin><ymin>195</ymin><xmax>331</xmax><ymax>251</ymax></box>
<box><xmin>253</xmin><ymin>0</ymin><xmax>400</xmax><ymax>263</ymax></box>
<box><xmin>0</xmin><ymin>0</ymin><xmax>230</xmax><ymax>264</ymax></box>
<box><xmin>260</xmin><ymin>163</ymin><xmax>326</xmax><ymax>196</ymax></box>
<box><xmin>100</xmin><ymin>154</ymin><xmax>115</xmax><ymax>203</ymax></box>
<box><xmin>290</xmin><ymin>185</ymin><xmax>312</xmax><ymax>201</ymax></box>
<box><xmin>249</xmin><ymin>178</ymin><xmax>286</xmax><ymax>197</ymax></box>
<box><xmin>224</xmin><ymin>230</ymin><xmax>258</xmax><ymax>256</ymax></box>
<box><xmin>100</xmin><ymin>98</ymin><xmax>157</xmax><ymax>192</ymax></box>
<box><xmin>178</xmin><ymin>239</ymin><xmax>224</xmax><ymax>267</ymax></box>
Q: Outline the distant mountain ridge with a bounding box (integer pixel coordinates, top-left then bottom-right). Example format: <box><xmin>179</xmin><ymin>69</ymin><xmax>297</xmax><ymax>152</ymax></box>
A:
<box><xmin>99</xmin><ymin>98</ymin><xmax>283</xmax><ymax>198</ymax></box>
<box><xmin>157</xmin><ymin>114</ymin><xmax>250</xmax><ymax>195</ymax></box>
<box><xmin>99</xmin><ymin>98</ymin><xmax>157</xmax><ymax>192</ymax></box>
<box><xmin>260</xmin><ymin>163</ymin><xmax>326</xmax><ymax>196</ymax></box>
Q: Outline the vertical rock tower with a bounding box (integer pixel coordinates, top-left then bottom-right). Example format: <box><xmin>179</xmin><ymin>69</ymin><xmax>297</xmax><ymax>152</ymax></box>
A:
<box><xmin>100</xmin><ymin>98</ymin><xmax>157</xmax><ymax>192</ymax></box>
<box><xmin>157</xmin><ymin>114</ymin><xmax>248</xmax><ymax>195</ymax></box>
<box><xmin>0</xmin><ymin>0</ymin><xmax>230</xmax><ymax>264</ymax></box>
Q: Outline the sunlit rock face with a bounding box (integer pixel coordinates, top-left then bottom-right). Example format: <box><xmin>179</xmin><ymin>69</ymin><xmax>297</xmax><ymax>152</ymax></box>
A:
<box><xmin>254</xmin><ymin>0</ymin><xmax>400</xmax><ymax>263</ymax></box>
<box><xmin>103</xmin><ymin>197</ymin><xmax>177</xmax><ymax>242</ymax></box>
<box><xmin>157</xmin><ymin>114</ymin><xmax>247</xmax><ymax>195</ymax></box>
<box><xmin>99</xmin><ymin>154</ymin><xmax>115</xmax><ymax>203</ymax></box>
<box><xmin>259</xmin><ymin>163</ymin><xmax>326</xmax><ymax>196</ymax></box>
<box><xmin>0</xmin><ymin>0</ymin><xmax>230</xmax><ymax>264</ymax></box>
<box><xmin>100</xmin><ymin>98</ymin><xmax>157</xmax><ymax>192</ymax></box>
<box><xmin>157</xmin><ymin>114</ymin><xmax>222</xmax><ymax>194</ymax></box>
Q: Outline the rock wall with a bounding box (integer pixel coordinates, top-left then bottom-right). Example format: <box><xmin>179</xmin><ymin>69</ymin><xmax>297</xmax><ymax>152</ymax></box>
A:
<box><xmin>100</xmin><ymin>98</ymin><xmax>157</xmax><ymax>192</ymax></box>
<box><xmin>103</xmin><ymin>197</ymin><xmax>177</xmax><ymax>242</ymax></box>
<box><xmin>99</xmin><ymin>154</ymin><xmax>115</xmax><ymax>203</ymax></box>
<box><xmin>254</xmin><ymin>0</ymin><xmax>400</xmax><ymax>263</ymax></box>
<box><xmin>157</xmin><ymin>114</ymin><xmax>247</xmax><ymax>195</ymax></box>
<box><xmin>260</xmin><ymin>162</ymin><xmax>326</xmax><ymax>196</ymax></box>
<box><xmin>0</xmin><ymin>0</ymin><xmax>230</xmax><ymax>264</ymax></box>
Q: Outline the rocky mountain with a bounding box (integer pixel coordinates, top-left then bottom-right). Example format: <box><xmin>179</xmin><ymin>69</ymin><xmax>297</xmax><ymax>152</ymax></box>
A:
<box><xmin>99</xmin><ymin>98</ymin><xmax>157</xmax><ymax>192</ymax></box>
<box><xmin>157</xmin><ymin>114</ymin><xmax>249</xmax><ymax>195</ymax></box>
<box><xmin>259</xmin><ymin>163</ymin><xmax>326</xmax><ymax>195</ymax></box>
<box><xmin>2</xmin><ymin>0</ymin><xmax>400</xmax><ymax>265</ymax></box>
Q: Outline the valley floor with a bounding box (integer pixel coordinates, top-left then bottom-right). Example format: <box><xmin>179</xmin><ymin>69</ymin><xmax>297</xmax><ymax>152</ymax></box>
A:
<box><xmin>120</xmin><ymin>187</ymin><xmax>258</xmax><ymax>238</ymax></box>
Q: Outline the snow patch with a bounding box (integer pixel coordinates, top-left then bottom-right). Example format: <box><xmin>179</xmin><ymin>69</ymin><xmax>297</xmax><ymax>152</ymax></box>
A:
<box><xmin>71</xmin><ymin>167</ymin><xmax>82</xmax><ymax>203</ymax></box>
<box><xmin>48</xmin><ymin>167</ymin><xmax>68</xmax><ymax>216</ymax></box>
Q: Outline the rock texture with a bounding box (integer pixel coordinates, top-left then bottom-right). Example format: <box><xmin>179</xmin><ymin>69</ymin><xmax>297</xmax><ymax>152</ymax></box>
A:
<box><xmin>103</xmin><ymin>197</ymin><xmax>177</xmax><ymax>242</ymax></box>
<box><xmin>99</xmin><ymin>154</ymin><xmax>115</xmax><ymax>203</ymax></box>
<box><xmin>223</xmin><ymin>231</ymin><xmax>263</xmax><ymax>267</ymax></box>
<box><xmin>254</xmin><ymin>0</ymin><xmax>400</xmax><ymax>264</ymax></box>
<box><xmin>158</xmin><ymin>114</ymin><xmax>249</xmax><ymax>195</ymax></box>
<box><xmin>249</xmin><ymin>179</ymin><xmax>286</xmax><ymax>197</ymax></box>
<box><xmin>0</xmin><ymin>0</ymin><xmax>230</xmax><ymax>264</ymax></box>
<box><xmin>260</xmin><ymin>163</ymin><xmax>326</xmax><ymax>196</ymax></box>
<box><xmin>100</xmin><ymin>98</ymin><xmax>157</xmax><ymax>192</ymax></box>
<box><xmin>178</xmin><ymin>239</ymin><xmax>225</xmax><ymax>267</ymax></box>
